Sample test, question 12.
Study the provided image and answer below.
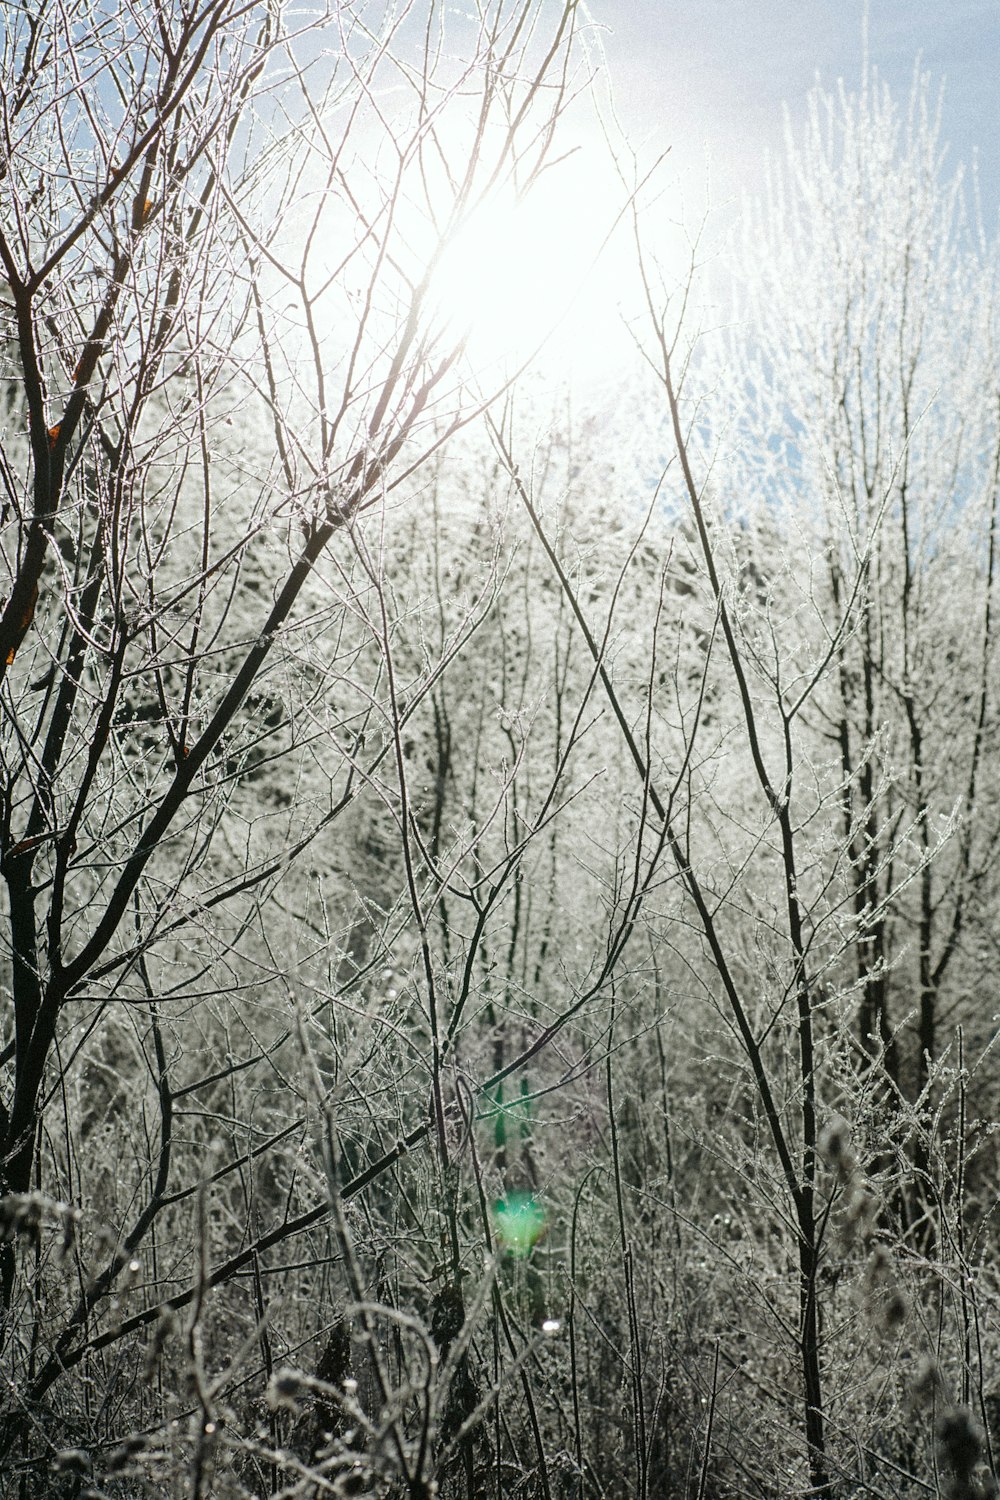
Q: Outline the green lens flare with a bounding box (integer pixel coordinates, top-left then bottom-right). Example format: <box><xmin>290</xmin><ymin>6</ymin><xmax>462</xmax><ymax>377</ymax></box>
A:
<box><xmin>493</xmin><ymin>1192</ymin><xmax>546</xmax><ymax>1256</ymax></box>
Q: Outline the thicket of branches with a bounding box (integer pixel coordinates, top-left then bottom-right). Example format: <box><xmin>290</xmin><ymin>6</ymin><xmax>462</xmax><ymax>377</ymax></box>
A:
<box><xmin>2</xmin><ymin>3</ymin><xmax>1000</xmax><ymax>1497</ymax></box>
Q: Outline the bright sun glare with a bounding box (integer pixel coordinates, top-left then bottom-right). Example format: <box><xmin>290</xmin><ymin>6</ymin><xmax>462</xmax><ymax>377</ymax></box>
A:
<box><xmin>426</xmin><ymin>149</ymin><xmax>635</xmax><ymax>390</ymax></box>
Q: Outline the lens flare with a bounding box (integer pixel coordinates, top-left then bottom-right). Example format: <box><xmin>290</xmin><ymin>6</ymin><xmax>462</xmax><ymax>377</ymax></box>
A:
<box><xmin>493</xmin><ymin>1192</ymin><xmax>546</xmax><ymax>1256</ymax></box>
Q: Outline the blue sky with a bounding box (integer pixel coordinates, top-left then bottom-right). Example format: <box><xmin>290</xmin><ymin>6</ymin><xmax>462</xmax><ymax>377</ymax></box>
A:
<box><xmin>591</xmin><ymin>1</ymin><xmax>1000</xmax><ymax>219</ymax></box>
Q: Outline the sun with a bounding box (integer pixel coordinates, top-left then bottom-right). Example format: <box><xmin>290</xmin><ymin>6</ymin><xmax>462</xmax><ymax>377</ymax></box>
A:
<box><xmin>425</xmin><ymin>145</ymin><xmax>635</xmax><ymax>390</ymax></box>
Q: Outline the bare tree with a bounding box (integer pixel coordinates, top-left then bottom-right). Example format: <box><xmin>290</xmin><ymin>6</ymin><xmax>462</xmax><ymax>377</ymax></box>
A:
<box><xmin>6</xmin><ymin>11</ymin><xmax>1000</xmax><ymax>1498</ymax></box>
<box><xmin>0</xmin><ymin>0</ymin><xmax>597</xmax><ymax>1486</ymax></box>
<box><xmin>722</xmin><ymin>67</ymin><xmax>1000</xmax><ymax>1207</ymax></box>
<box><xmin>609</xmin><ymin>64</ymin><xmax>1000</xmax><ymax>1494</ymax></box>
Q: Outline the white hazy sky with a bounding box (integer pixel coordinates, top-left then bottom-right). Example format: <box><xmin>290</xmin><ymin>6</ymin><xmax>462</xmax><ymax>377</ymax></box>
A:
<box><xmin>589</xmin><ymin>0</ymin><xmax>1000</xmax><ymax>219</ymax></box>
